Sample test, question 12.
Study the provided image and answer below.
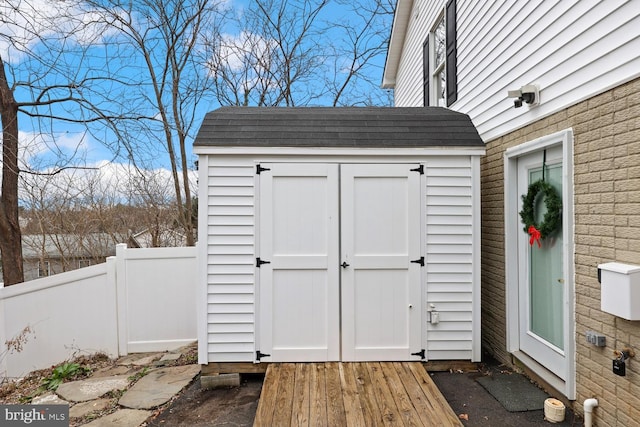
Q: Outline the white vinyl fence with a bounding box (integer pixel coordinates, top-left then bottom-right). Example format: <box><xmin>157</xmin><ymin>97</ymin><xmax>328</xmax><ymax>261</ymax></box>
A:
<box><xmin>0</xmin><ymin>244</ymin><xmax>197</xmax><ymax>379</ymax></box>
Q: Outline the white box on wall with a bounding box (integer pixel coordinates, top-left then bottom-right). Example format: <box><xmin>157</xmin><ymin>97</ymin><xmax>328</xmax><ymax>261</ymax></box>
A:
<box><xmin>599</xmin><ymin>262</ymin><xmax>640</xmax><ymax>321</ymax></box>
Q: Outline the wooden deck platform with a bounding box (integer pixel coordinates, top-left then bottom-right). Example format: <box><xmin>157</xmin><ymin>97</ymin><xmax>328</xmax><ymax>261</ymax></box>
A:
<box><xmin>254</xmin><ymin>362</ymin><xmax>463</xmax><ymax>427</ymax></box>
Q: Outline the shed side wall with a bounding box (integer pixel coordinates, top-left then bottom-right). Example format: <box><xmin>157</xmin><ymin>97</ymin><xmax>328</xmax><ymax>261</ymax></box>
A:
<box><xmin>426</xmin><ymin>156</ymin><xmax>476</xmax><ymax>360</ymax></box>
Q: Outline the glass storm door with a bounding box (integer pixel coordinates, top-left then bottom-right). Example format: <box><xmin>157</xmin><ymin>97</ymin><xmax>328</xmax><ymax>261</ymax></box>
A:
<box><xmin>517</xmin><ymin>147</ymin><xmax>566</xmax><ymax>379</ymax></box>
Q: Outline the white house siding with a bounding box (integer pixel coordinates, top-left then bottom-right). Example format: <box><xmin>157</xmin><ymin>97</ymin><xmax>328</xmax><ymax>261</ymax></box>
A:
<box><xmin>425</xmin><ymin>156</ymin><xmax>478</xmax><ymax>360</ymax></box>
<box><xmin>393</xmin><ymin>0</ymin><xmax>437</xmax><ymax>107</ymax></box>
<box><xmin>204</xmin><ymin>160</ymin><xmax>256</xmax><ymax>362</ymax></box>
<box><xmin>392</xmin><ymin>0</ymin><xmax>640</xmax><ymax>142</ymax></box>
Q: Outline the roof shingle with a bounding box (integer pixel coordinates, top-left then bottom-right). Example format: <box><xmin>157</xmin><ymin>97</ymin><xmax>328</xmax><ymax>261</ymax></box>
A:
<box><xmin>194</xmin><ymin>107</ymin><xmax>484</xmax><ymax>148</ymax></box>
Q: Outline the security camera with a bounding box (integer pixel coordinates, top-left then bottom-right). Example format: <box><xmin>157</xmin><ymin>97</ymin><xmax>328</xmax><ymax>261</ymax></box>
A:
<box><xmin>507</xmin><ymin>84</ymin><xmax>539</xmax><ymax>108</ymax></box>
<box><xmin>520</xmin><ymin>84</ymin><xmax>538</xmax><ymax>104</ymax></box>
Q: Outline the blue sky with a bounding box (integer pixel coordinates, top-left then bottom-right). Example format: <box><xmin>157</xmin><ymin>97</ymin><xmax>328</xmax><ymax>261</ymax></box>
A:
<box><xmin>1</xmin><ymin>0</ymin><xmax>393</xmax><ymax>195</ymax></box>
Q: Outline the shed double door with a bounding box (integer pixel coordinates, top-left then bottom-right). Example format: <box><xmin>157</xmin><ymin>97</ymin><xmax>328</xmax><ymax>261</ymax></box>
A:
<box><xmin>258</xmin><ymin>163</ymin><xmax>422</xmax><ymax>362</ymax></box>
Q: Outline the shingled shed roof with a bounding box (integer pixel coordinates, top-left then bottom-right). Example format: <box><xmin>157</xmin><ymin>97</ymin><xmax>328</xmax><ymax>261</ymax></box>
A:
<box><xmin>193</xmin><ymin>106</ymin><xmax>484</xmax><ymax>148</ymax></box>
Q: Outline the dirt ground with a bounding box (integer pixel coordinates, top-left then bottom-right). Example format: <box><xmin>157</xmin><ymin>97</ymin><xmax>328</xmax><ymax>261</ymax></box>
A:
<box><xmin>2</xmin><ymin>350</ymin><xmax>584</xmax><ymax>426</ymax></box>
<box><xmin>147</xmin><ymin>367</ymin><xmax>582</xmax><ymax>427</ymax></box>
<box><xmin>149</xmin><ymin>360</ymin><xmax>584</xmax><ymax>427</ymax></box>
<box><xmin>145</xmin><ymin>374</ymin><xmax>263</xmax><ymax>427</ymax></box>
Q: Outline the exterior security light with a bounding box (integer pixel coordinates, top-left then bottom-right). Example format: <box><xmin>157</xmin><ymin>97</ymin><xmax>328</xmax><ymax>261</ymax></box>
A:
<box><xmin>507</xmin><ymin>84</ymin><xmax>540</xmax><ymax>108</ymax></box>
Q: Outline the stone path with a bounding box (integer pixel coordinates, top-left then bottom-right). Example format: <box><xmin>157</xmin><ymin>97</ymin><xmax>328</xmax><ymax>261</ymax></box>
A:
<box><xmin>119</xmin><ymin>365</ymin><xmax>200</xmax><ymax>410</ymax></box>
<box><xmin>57</xmin><ymin>375</ymin><xmax>131</xmax><ymax>402</ymax></box>
<box><xmin>40</xmin><ymin>343</ymin><xmax>199</xmax><ymax>427</ymax></box>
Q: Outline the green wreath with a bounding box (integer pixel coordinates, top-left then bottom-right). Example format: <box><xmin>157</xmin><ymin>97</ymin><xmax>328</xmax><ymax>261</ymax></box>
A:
<box><xmin>519</xmin><ymin>179</ymin><xmax>562</xmax><ymax>246</ymax></box>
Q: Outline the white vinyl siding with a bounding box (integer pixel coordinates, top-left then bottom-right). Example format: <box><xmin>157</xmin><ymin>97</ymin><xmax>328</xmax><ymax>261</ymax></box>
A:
<box><xmin>425</xmin><ymin>157</ymin><xmax>475</xmax><ymax>360</ymax></box>
<box><xmin>205</xmin><ymin>163</ymin><xmax>255</xmax><ymax>362</ymax></box>
<box><xmin>392</xmin><ymin>0</ymin><xmax>640</xmax><ymax>141</ymax></box>
<box><xmin>395</xmin><ymin>0</ymin><xmax>442</xmax><ymax>107</ymax></box>
<box><xmin>197</xmin><ymin>150</ymin><xmax>482</xmax><ymax>363</ymax></box>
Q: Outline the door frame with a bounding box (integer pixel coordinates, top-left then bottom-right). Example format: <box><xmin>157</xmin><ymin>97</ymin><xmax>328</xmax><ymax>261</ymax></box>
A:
<box><xmin>504</xmin><ymin>129</ymin><xmax>575</xmax><ymax>399</ymax></box>
<box><xmin>255</xmin><ymin>161</ymin><xmax>425</xmax><ymax>362</ymax></box>
<box><xmin>257</xmin><ymin>163</ymin><xmax>340</xmax><ymax>362</ymax></box>
<box><xmin>340</xmin><ymin>163</ymin><xmax>423</xmax><ymax>361</ymax></box>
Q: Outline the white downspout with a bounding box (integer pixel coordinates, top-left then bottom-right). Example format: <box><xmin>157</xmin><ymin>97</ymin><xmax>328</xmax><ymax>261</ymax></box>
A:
<box><xmin>584</xmin><ymin>398</ymin><xmax>598</xmax><ymax>427</ymax></box>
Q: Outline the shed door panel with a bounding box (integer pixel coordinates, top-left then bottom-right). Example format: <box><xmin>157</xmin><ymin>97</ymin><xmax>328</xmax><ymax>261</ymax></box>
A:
<box><xmin>340</xmin><ymin>164</ymin><xmax>422</xmax><ymax>361</ymax></box>
<box><xmin>258</xmin><ymin>163</ymin><xmax>340</xmax><ymax>361</ymax></box>
<box><xmin>258</xmin><ymin>163</ymin><xmax>421</xmax><ymax>362</ymax></box>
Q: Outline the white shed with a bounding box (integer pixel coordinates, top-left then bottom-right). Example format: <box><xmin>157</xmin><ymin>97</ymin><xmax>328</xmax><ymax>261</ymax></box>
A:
<box><xmin>194</xmin><ymin>107</ymin><xmax>485</xmax><ymax>368</ymax></box>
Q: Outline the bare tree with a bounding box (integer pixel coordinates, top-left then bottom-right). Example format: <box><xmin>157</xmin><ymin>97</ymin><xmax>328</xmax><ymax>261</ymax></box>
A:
<box><xmin>1</xmin><ymin>0</ymin><xmax>392</xmax><ymax>285</ymax></box>
<box><xmin>0</xmin><ymin>57</ymin><xmax>23</xmax><ymax>285</ymax></box>
<box><xmin>19</xmin><ymin>167</ymin><xmax>123</xmax><ymax>278</ymax></box>
<box><xmin>0</xmin><ymin>0</ymin><xmax>219</xmax><ymax>284</ymax></box>
<box><xmin>328</xmin><ymin>0</ymin><xmax>395</xmax><ymax>106</ymax></box>
<box><xmin>18</xmin><ymin>164</ymin><xmax>189</xmax><ymax>279</ymax></box>
<box><xmin>84</xmin><ymin>0</ymin><xmax>226</xmax><ymax>247</ymax></box>
<box><xmin>207</xmin><ymin>0</ymin><xmax>393</xmax><ymax>107</ymax></box>
<box><xmin>207</xmin><ymin>0</ymin><xmax>329</xmax><ymax>106</ymax></box>
<box><xmin>0</xmin><ymin>1</ymin><xmax>133</xmax><ymax>285</ymax></box>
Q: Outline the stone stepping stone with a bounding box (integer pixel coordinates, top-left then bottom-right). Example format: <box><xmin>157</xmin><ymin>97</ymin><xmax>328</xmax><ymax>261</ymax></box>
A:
<box><xmin>119</xmin><ymin>365</ymin><xmax>200</xmax><ymax>410</ymax></box>
<box><xmin>69</xmin><ymin>398</ymin><xmax>112</xmax><ymax>418</ymax></box>
<box><xmin>117</xmin><ymin>353</ymin><xmax>163</xmax><ymax>367</ymax></box>
<box><xmin>82</xmin><ymin>408</ymin><xmax>151</xmax><ymax>427</ymax></box>
<box><xmin>56</xmin><ymin>375</ymin><xmax>131</xmax><ymax>402</ymax></box>
<box><xmin>154</xmin><ymin>352</ymin><xmax>182</xmax><ymax>366</ymax></box>
<box><xmin>32</xmin><ymin>393</ymin><xmax>69</xmax><ymax>405</ymax></box>
<box><xmin>92</xmin><ymin>365</ymin><xmax>134</xmax><ymax>378</ymax></box>
<box><xmin>160</xmin><ymin>352</ymin><xmax>182</xmax><ymax>362</ymax></box>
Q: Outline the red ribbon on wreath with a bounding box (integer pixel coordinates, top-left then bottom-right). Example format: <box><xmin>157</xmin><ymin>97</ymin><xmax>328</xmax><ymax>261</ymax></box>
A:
<box><xmin>528</xmin><ymin>225</ymin><xmax>542</xmax><ymax>248</ymax></box>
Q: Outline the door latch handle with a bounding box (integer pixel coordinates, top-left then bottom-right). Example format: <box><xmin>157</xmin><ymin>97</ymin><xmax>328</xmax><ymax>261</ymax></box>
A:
<box><xmin>341</xmin><ymin>261</ymin><xmax>350</xmax><ymax>268</ymax></box>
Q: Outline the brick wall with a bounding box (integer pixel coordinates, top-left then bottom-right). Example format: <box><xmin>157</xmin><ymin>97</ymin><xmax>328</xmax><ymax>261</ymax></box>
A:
<box><xmin>481</xmin><ymin>77</ymin><xmax>640</xmax><ymax>425</ymax></box>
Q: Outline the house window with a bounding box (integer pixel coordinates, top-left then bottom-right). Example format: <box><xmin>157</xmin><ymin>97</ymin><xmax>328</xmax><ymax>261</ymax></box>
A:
<box><xmin>78</xmin><ymin>259</ymin><xmax>92</xmax><ymax>269</ymax></box>
<box><xmin>38</xmin><ymin>261</ymin><xmax>51</xmax><ymax>277</ymax></box>
<box><xmin>424</xmin><ymin>0</ymin><xmax>457</xmax><ymax>107</ymax></box>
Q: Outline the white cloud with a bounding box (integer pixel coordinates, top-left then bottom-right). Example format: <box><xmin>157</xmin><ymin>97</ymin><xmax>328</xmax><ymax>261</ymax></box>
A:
<box><xmin>17</xmin><ymin>159</ymin><xmax>197</xmax><ymax>206</ymax></box>
<box><xmin>210</xmin><ymin>30</ymin><xmax>275</xmax><ymax>74</ymax></box>
<box><xmin>16</xmin><ymin>130</ymin><xmax>88</xmax><ymax>170</ymax></box>
<box><xmin>0</xmin><ymin>0</ymin><xmax>125</xmax><ymax>63</ymax></box>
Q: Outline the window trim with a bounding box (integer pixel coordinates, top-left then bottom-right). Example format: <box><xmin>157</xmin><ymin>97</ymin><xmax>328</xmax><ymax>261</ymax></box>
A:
<box><xmin>78</xmin><ymin>259</ymin><xmax>92</xmax><ymax>269</ymax></box>
<box><xmin>445</xmin><ymin>0</ymin><xmax>458</xmax><ymax>106</ymax></box>
<box><xmin>38</xmin><ymin>260</ymin><xmax>51</xmax><ymax>278</ymax></box>
<box><xmin>423</xmin><ymin>0</ymin><xmax>457</xmax><ymax>107</ymax></box>
<box><xmin>422</xmin><ymin>38</ymin><xmax>430</xmax><ymax>106</ymax></box>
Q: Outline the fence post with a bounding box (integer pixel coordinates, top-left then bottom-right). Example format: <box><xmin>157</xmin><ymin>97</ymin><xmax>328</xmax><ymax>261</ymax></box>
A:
<box><xmin>115</xmin><ymin>243</ymin><xmax>128</xmax><ymax>356</ymax></box>
<box><xmin>105</xmin><ymin>255</ymin><xmax>118</xmax><ymax>357</ymax></box>
<box><xmin>196</xmin><ymin>240</ymin><xmax>208</xmax><ymax>365</ymax></box>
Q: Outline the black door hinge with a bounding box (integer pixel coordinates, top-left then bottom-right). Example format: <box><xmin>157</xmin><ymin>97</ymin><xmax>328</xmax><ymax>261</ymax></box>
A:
<box><xmin>256</xmin><ymin>351</ymin><xmax>271</xmax><ymax>361</ymax></box>
<box><xmin>410</xmin><ymin>165</ymin><xmax>424</xmax><ymax>174</ymax></box>
<box><xmin>411</xmin><ymin>349</ymin><xmax>425</xmax><ymax>359</ymax></box>
<box><xmin>411</xmin><ymin>257</ymin><xmax>425</xmax><ymax>267</ymax></box>
<box><xmin>256</xmin><ymin>257</ymin><xmax>271</xmax><ymax>267</ymax></box>
<box><xmin>256</xmin><ymin>164</ymin><xmax>270</xmax><ymax>174</ymax></box>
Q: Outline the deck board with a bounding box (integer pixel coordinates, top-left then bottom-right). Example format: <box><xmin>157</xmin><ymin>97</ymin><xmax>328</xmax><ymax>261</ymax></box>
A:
<box><xmin>309</xmin><ymin>363</ymin><xmax>328</xmax><ymax>426</ymax></box>
<box><xmin>381</xmin><ymin>362</ymin><xmax>422</xmax><ymax>427</ymax></box>
<box><xmin>254</xmin><ymin>362</ymin><xmax>463</xmax><ymax>427</ymax></box>
<box><xmin>325</xmin><ymin>362</ymin><xmax>347</xmax><ymax>426</ymax></box>
<box><xmin>273</xmin><ymin>363</ymin><xmax>296</xmax><ymax>423</ymax></box>
<box><xmin>291</xmin><ymin>363</ymin><xmax>310</xmax><ymax>426</ymax></box>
